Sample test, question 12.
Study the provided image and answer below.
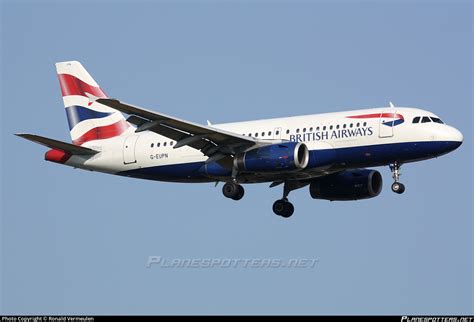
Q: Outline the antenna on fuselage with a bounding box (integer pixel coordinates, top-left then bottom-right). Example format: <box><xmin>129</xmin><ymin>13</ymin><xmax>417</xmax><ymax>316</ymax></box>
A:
<box><xmin>389</xmin><ymin>102</ymin><xmax>395</xmax><ymax>108</ymax></box>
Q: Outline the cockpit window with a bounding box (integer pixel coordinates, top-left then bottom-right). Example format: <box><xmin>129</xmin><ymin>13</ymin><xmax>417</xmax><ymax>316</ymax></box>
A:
<box><xmin>421</xmin><ymin>116</ymin><xmax>431</xmax><ymax>123</ymax></box>
<box><xmin>430</xmin><ymin>117</ymin><xmax>444</xmax><ymax>124</ymax></box>
<box><xmin>412</xmin><ymin>117</ymin><xmax>420</xmax><ymax>124</ymax></box>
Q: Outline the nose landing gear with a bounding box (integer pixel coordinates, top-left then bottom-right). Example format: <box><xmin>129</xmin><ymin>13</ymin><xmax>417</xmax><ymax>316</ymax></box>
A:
<box><xmin>391</xmin><ymin>182</ymin><xmax>405</xmax><ymax>194</ymax></box>
<box><xmin>390</xmin><ymin>162</ymin><xmax>405</xmax><ymax>194</ymax></box>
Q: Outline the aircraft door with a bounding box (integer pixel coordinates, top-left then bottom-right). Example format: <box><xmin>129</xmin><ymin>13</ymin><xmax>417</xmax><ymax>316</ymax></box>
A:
<box><xmin>379</xmin><ymin>111</ymin><xmax>396</xmax><ymax>138</ymax></box>
<box><xmin>123</xmin><ymin>135</ymin><xmax>139</xmax><ymax>164</ymax></box>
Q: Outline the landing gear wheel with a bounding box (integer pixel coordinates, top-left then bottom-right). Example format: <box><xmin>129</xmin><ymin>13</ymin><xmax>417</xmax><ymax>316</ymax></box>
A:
<box><xmin>222</xmin><ymin>182</ymin><xmax>245</xmax><ymax>200</ymax></box>
<box><xmin>272</xmin><ymin>199</ymin><xmax>286</xmax><ymax>215</ymax></box>
<box><xmin>222</xmin><ymin>182</ymin><xmax>237</xmax><ymax>198</ymax></box>
<box><xmin>391</xmin><ymin>182</ymin><xmax>405</xmax><ymax>194</ymax></box>
<box><xmin>272</xmin><ymin>199</ymin><xmax>294</xmax><ymax>218</ymax></box>
<box><xmin>281</xmin><ymin>202</ymin><xmax>294</xmax><ymax>218</ymax></box>
<box><xmin>232</xmin><ymin>185</ymin><xmax>245</xmax><ymax>200</ymax></box>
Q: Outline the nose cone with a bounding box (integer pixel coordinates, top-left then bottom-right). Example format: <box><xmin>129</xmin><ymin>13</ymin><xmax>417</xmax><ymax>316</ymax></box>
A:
<box><xmin>437</xmin><ymin>126</ymin><xmax>463</xmax><ymax>153</ymax></box>
<box><xmin>446</xmin><ymin>126</ymin><xmax>463</xmax><ymax>146</ymax></box>
<box><xmin>451</xmin><ymin>127</ymin><xmax>464</xmax><ymax>144</ymax></box>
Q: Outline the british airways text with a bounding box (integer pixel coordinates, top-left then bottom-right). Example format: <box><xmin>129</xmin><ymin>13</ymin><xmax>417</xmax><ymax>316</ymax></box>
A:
<box><xmin>290</xmin><ymin>126</ymin><xmax>374</xmax><ymax>142</ymax></box>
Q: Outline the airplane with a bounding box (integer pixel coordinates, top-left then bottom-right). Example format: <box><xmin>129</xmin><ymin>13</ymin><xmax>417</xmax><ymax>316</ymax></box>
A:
<box><xmin>16</xmin><ymin>61</ymin><xmax>463</xmax><ymax>218</ymax></box>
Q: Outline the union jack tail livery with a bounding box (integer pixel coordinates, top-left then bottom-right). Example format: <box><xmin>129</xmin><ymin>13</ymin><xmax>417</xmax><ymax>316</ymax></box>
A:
<box><xmin>56</xmin><ymin>61</ymin><xmax>131</xmax><ymax>145</ymax></box>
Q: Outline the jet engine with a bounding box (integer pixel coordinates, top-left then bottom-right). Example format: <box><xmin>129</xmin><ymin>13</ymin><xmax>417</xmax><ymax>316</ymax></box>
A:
<box><xmin>234</xmin><ymin>142</ymin><xmax>309</xmax><ymax>172</ymax></box>
<box><xmin>309</xmin><ymin>169</ymin><xmax>383</xmax><ymax>201</ymax></box>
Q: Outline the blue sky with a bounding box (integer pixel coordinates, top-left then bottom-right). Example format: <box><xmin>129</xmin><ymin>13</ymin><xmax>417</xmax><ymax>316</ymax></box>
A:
<box><xmin>1</xmin><ymin>0</ymin><xmax>472</xmax><ymax>315</ymax></box>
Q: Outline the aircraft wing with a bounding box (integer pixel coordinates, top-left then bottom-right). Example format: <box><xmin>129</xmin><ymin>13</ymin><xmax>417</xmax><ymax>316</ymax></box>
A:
<box><xmin>97</xmin><ymin>98</ymin><xmax>259</xmax><ymax>161</ymax></box>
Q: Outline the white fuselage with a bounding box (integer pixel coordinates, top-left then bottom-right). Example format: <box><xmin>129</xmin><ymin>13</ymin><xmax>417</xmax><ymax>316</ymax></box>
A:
<box><xmin>65</xmin><ymin>106</ymin><xmax>463</xmax><ymax>183</ymax></box>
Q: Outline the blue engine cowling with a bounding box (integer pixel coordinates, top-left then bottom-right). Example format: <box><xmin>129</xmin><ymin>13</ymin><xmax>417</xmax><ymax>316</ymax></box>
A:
<box><xmin>309</xmin><ymin>169</ymin><xmax>383</xmax><ymax>201</ymax></box>
<box><xmin>234</xmin><ymin>142</ymin><xmax>309</xmax><ymax>172</ymax></box>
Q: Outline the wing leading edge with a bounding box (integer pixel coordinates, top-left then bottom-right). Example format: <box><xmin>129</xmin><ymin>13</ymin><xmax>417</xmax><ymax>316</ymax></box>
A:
<box><xmin>97</xmin><ymin>98</ymin><xmax>260</xmax><ymax>162</ymax></box>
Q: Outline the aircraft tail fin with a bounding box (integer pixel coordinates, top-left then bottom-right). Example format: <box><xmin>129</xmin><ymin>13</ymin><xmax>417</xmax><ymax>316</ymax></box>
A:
<box><xmin>55</xmin><ymin>61</ymin><xmax>132</xmax><ymax>145</ymax></box>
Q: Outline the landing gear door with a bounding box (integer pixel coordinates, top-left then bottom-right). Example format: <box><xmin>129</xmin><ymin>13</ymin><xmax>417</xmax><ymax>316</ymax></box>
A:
<box><xmin>379</xmin><ymin>111</ymin><xmax>395</xmax><ymax>138</ymax></box>
<box><xmin>273</xmin><ymin>127</ymin><xmax>282</xmax><ymax>140</ymax></box>
<box><xmin>123</xmin><ymin>135</ymin><xmax>139</xmax><ymax>164</ymax></box>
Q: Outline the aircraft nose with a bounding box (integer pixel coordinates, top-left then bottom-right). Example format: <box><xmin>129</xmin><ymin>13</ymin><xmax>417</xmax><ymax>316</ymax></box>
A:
<box><xmin>437</xmin><ymin>126</ymin><xmax>463</xmax><ymax>152</ymax></box>
<box><xmin>451</xmin><ymin>127</ymin><xmax>463</xmax><ymax>144</ymax></box>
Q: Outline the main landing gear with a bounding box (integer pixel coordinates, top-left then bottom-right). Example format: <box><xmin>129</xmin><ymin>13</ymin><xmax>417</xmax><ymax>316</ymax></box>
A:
<box><xmin>272</xmin><ymin>198</ymin><xmax>294</xmax><ymax>218</ymax></box>
<box><xmin>271</xmin><ymin>181</ymin><xmax>307</xmax><ymax>218</ymax></box>
<box><xmin>222</xmin><ymin>181</ymin><xmax>245</xmax><ymax>201</ymax></box>
<box><xmin>390</xmin><ymin>162</ymin><xmax>405</xmax><ymax>194</ymax></box>
<box><xmin>222</xmin><ymin>179</ymin><xmax>305</xmax><ymax>218</ymax></box>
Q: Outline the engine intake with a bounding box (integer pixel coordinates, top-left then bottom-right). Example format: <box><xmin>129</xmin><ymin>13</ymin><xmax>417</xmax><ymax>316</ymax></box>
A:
<box><xmin>235</xmin><ymin>142</ymin><xmax>309</xmax><ymax>172</ymax></box>
<box><xmin>309</xmin><ymin>169</ymin><xmax>383</xmax><ymax>201</ymax></box>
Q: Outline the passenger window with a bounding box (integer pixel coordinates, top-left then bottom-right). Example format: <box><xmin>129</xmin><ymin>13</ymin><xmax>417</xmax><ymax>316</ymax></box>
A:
<box><xmin>151</xmin><ymin>143</ymin><xmax>154</xmax><ymax>148</ymax></box>
<box><xmin>412</xmin><ymin>117</ymin><xmax>420</xmax><ymax>124</ymax></box>
<box><xmin>163</xmin><ymin>142</ymin><xmax>167</xmax><ymax>147</ymax></box>
<box><xmin>356</xmin><ymin>123</ymin><xmax>360</xmax><ymax>127</ymax></box>
<box><xmin>255</xmin><ymin>133</ymin><xmax>258</xmax><ymax>137</ymax></box>
<box><xmin>329</xmin><ymin>125</ymin><xmax>333</xmax><ymax>130</ymax></box>
<box><xmin>316</xmin><ymin>126</ymin><xmax>320</xmax><ymax>131</ymax></box>
<box><xmin>421</xmin><ymin>116</ymin><xmax>431</xmax><ymax>123</ymax></box>
<box><xmin>336</xmin><ymin>125</ymin><xmax>340</xmax><ymax>129</ymax></box>
<box><xmin>248</xmin><ymin>133</ymin><xmax>252</xmax><ymax>137</ymax></box>
<box><xmin>302</xmin><ymin>128</ymin><xmax>306</xmax><ymax>133</ymax></box>
<box><xmin>157</xmin><ymin>142</ymin><xmax>160</xmax><ymax>147</ymax></box>
<box><xmin>296</xmin><ymin>129</ymin><xmax>300</xmax><ymax>133</ymax></box>
<box><xmin>430</xmin><ymin>117</ymin><xmax>444</xmax><ymax>124</ymax></box>
<box><xmin>268</xmin><ymin>131</ymin><xmax>272</xmax><ymax>136</ymax></box>
<box><xmin>350</xmin><ymin>123</ymin><xmax>353</xmax><ymax>128</ymax></box>
<box><xmin>363</xmin><ymin>122</ymin><xmax>367</xmax><ymax>127</ymax></box>
<box><xmin>261</xmin><ymin>132</ymin><xmax>265</xmax><ymax>137</ymax></box>
<box><xmin>309</xmin><ymin>127</ymin><xmax>313</xmax><ymax>132</ymax></box>
<box><xmin>276</xmin><ymin>130</ymin><xmax>280</xmax><ymax>135</ymax></box>
<box><xmin>170</xmin><ymin>141</ymin><xmax>174</xmax><ymax>146</ymax></box>
<box><xmin>343</xmin><ymin>124</ymin><xmax>347</xmax><ymax>129</ymax></box>
<box><xmin>323</xmin><ymin>126</ymin><xmax>326</xmax><ymax>131</ymax></box>
<box><xmin>286</xmin><ymin>129</ymin><xmax>290</xmax><ymax>134</ymax></box>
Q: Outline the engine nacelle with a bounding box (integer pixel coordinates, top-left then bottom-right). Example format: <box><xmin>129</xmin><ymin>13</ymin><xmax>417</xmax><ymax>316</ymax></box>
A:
<box><xmin>234</xmin><ymin>142</ymin><xmax>309</xmax><ymax>172</ymax></box>
<box><xmin>309</xmin><ymin>169</ymin><xmax>383</xmax><ymax>201</ymax></box>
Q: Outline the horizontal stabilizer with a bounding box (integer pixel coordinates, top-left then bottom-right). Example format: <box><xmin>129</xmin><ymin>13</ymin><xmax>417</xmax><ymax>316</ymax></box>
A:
<box><xmin>15</xmin><ymin>133</ymin><xmax>99</xmax><ymax>155</ymax></box>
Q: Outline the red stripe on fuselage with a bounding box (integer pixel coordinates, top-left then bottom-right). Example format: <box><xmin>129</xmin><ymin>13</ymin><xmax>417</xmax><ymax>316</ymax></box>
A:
<box><xmin>346</xmin><ymin>113</ymin><xmax>404</xmax><ymax>120</ymax></box>
<box><xmin>72</xmin><ymin>119</ymin><xmax>129</xmax><ymax>145</ymax></box>
<box><xmin>58</xmin><ymin>74</ymin><xmax>107</xmax><ymax>98</ymax></box>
